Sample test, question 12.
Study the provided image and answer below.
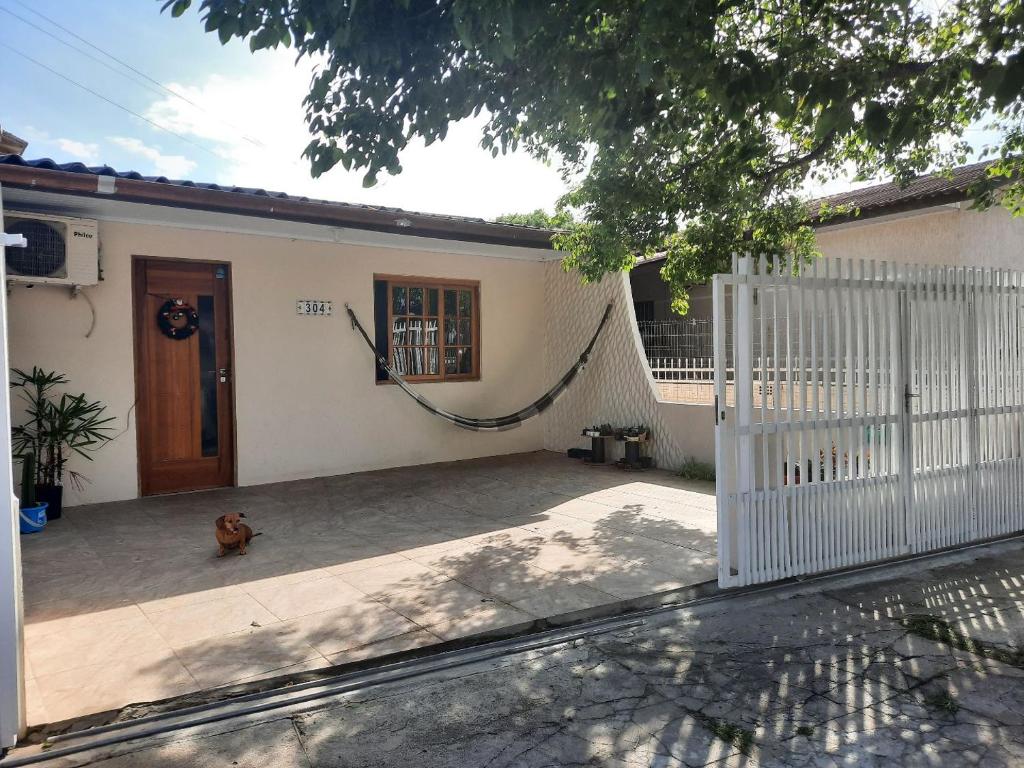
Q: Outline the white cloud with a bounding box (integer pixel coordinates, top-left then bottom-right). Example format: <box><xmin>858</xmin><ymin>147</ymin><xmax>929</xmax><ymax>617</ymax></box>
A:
<box><xmin>55</xmin><ymin>139</ymin><xmax>101</xmax><ymax>164</ymax></box>
<box><xmin>16</xmin><ymin>129</ymin><xmax>101</xmax><ymax>164</ymax></box>
<box><xmin>109</xmin><ymin>136</ymin><xmax>197</xmax><ymax>178</ymax></box>
<box><xmin>141</xmin><ymin>51</ymin><xmax>570</xmax><ymax>219</ymax></box>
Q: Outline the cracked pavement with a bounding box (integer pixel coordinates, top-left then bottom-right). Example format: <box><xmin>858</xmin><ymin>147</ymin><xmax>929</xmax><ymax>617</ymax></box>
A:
<box><xmin>29</xmin><ymin>539</ymin><xmax>1024</xmax><ymax>767</ymax></box>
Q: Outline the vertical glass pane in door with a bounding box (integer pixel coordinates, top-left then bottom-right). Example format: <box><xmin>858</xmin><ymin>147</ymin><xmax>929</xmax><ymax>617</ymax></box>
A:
<box><xmin>197</xmin><ymin>295</ymin><xmax>219</xmax><ymax>457</ymax></box>
<box><xmin>409</xmin><ymin>287</ymin><xmax>423</xmax><ymax>315</ymax></box>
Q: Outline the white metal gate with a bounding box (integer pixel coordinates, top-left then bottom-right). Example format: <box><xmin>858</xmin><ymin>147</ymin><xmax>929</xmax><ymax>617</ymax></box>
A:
<box><xmin>713</xmin><ymin>255</ymin><xmax>1024</xmax><ymax>587</ymax></box>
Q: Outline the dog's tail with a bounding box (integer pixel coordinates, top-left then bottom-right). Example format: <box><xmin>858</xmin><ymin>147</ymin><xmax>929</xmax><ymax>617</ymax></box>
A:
<box><xmin>251</xmin><ymin>531</ymin><xmax>264</xmax><ymax>538</ymax></box>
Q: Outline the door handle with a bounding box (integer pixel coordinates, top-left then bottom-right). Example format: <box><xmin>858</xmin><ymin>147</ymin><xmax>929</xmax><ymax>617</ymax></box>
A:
<box><xmin>218</xmin><ymin>367</ymin><xmax>231</xmax><ymax>383</ymax></box>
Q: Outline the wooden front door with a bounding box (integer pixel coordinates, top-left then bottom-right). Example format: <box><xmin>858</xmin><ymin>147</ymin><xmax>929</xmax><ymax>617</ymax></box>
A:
<box><xmin>133</xmin><ymin>258</ymin><xmax>235</xmax><ymax>496</ymax></box>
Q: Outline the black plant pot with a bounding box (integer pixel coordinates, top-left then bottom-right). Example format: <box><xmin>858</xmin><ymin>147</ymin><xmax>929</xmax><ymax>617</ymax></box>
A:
<box><xmin>35</xmin><ymin>484</ymin><xmax>63</xmax><ymax>520</ymax></box>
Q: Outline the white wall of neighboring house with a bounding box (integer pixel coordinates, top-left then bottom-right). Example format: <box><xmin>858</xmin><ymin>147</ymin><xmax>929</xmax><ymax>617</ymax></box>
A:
<box><xmin>814</xmin><ymin>203</ymin><xmax>1024</xmax><ymax>268</ymax></box>
<box><xmin>7</xmin><ymin>216</ymin><xmax>551</xmax><ymax>505</ymax></box>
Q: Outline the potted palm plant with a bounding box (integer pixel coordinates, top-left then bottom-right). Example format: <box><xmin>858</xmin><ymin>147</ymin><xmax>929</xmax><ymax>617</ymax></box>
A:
<box><xmin>11</xmin><ymin>367</ymin><xmax>115</xmax><ymax>519</ymax></box>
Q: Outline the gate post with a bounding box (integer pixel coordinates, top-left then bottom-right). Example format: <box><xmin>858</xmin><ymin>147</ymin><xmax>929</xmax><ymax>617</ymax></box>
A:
<box><xmin>0</xmin><ymin>182</ymin><xmax>25</xmax><ymax>750</ymax></box>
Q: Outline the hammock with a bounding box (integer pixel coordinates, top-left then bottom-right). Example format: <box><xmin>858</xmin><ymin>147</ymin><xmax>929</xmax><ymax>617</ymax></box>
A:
<box><xmin>346</xmin><ymin>302</ymin><xmax>613</xmax><ymax>431</ymax></box>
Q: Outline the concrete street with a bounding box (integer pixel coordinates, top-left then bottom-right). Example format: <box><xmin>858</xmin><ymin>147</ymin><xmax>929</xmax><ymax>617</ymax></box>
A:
<box><xmin>17</xmin><ymin>538</ymin><xmax>1024</xmax><ymax>767</ymax></box>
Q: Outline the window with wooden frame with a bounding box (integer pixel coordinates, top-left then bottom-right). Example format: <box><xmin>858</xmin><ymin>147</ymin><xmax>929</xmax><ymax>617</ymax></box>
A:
<box><xmin>373</xmin><ymin>275</ymin><xmax>480</xmax><ymax>382</ymax></box>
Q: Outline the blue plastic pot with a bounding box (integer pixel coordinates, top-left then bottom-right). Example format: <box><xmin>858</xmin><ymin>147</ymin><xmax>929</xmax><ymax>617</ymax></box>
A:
<box><xmin>19</xmin><ymin>503</ymin><xmax>47</xmax><ymax>534</ymax></box>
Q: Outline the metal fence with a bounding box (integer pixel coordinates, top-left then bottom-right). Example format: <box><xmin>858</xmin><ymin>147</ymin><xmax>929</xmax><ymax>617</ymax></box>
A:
<box><xmin>637</xmin><ymin>319</ymin><xmax>718</xmax><ymax>359</ymax></box>
<box><xmin>638</xmin><ymin>320</ymin><xmax>723</xmax><ymax>404</ymax></box>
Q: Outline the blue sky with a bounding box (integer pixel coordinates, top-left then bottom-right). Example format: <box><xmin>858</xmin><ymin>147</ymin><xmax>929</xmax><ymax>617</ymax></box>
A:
<box><xmin>0</xmin><ymin>0</ymin><xmax>569</xmax><ymax>218</ymax></box>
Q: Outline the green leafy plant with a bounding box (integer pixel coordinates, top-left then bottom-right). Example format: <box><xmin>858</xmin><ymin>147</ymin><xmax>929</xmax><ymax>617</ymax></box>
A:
<box><xmin>679</xmin><ymin>457</ymin><xmax>716</xmax><ymax>482</ymax></box>
<box><xmin>10</xmin><ymin>367</ymin><xmax>115</xmax><ymax>490</ymax></box>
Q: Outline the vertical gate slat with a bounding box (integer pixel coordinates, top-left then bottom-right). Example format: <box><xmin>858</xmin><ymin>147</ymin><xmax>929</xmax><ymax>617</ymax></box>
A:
<box><xmin>796</xmin><ymin>255</ymin><xmax>807</xmax><ymax>572</ymax></box>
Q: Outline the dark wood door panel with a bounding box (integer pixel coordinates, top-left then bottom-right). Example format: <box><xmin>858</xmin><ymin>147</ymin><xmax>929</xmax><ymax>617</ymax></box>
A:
<box><xmin>133</xmin><ymin>258</ymin><xmax>235</xmax><ymax>496</ymax></box>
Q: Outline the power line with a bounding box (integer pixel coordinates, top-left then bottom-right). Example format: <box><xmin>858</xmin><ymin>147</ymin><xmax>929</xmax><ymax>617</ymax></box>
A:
<box><xmin>0</xmin><ymin>40</ymin><xmax>223</xmax><ymax>161</ymax></box>
<box><xmin>0</xmin><ymin>6</ymin><xmax>170</xmax><ymax>102</ymax></box>
<box><xmin>4</xmin><ymin>0</ymin><xmax>266</xmax><ymax>148</ymax></box>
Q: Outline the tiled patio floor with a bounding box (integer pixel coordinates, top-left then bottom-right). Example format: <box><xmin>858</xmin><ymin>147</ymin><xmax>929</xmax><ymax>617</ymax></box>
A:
<box><xmin>19</xmin><ymin>451</ymin><xmax>717</xmax><ymax>725</ymax></box>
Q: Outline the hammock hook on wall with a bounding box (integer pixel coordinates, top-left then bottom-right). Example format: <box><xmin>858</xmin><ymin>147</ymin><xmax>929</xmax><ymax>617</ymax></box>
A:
<box><xmin>345</xmin><ymin>302</ymin><xmax>613</xmax><ymax>432</ymax></box>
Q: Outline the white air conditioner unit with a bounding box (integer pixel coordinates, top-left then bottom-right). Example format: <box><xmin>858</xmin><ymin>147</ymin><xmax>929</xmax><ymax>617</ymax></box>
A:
<box><xmin>2</xmin><ymin>212</ymin><xmax>99</xmax><ymax>286</ymax></box>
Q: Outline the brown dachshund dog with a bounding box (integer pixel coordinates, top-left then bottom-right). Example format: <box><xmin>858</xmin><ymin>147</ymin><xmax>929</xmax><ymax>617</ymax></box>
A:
<box><xmin>214</xmin><ymin>513</ymin><xmax>260</xmax><ymax>556</ymax></box>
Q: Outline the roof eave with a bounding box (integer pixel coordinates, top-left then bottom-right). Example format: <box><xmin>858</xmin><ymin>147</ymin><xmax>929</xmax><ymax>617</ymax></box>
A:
<box><xmin>810</xmin><ymin>189</ymin><xmax>972</xmax><ymax>228</ymax></box>
<box><xmin>0</xmin><ymin>163</ymin><xmax>557</xmax><ymax>250</ymax></box>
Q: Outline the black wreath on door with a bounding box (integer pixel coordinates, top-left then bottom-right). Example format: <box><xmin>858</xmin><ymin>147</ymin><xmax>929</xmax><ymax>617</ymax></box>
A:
<box><xmin>157</xmin><ymin>298</ymin><xmax>200</xmax><ymax>340</ymax></box>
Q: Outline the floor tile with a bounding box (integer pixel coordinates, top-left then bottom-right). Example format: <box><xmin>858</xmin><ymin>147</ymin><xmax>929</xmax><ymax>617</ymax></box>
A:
<box><xmin>33</xmin><ymin>649</ymin><xmax>196</xmax><ymax>722</ymax></box>
<box><xmin>426</xmin><ymin>603</ymin><xmax>534</xmax><ymax>641</ymax></box>
<box><xmin>379</xmin><ymin>579</ymin><xmax>498</xmax><ymax>626</ymax></box>
<box><xmin>246</xmin><ymin>575</ymin><xmax>369</xmax><ymax>621</ymax></box>
<box><xmin>509</xmin><ymin>582</ymin><xmax>618</xmax><ymax>618</ymax></box>
<box><xmin>321</xmin><ymin>552</ymin><xmax>409</xmax><ymax>576</ymax></box>
<box><xmin>24</xmin><ymin>604</ymin><xmax>146</xmax><ymax>640</ymax></box>
<box><xmin>146</xmin><ymin>594</ymin><xmax>279</xmax><ymax>648</ymax></box>
<box><xmin>324</xmin><ymin>629</ymin><xmax>442</xmax><ymax>666</ymax></box>
<box><xmin>23</xmin><ymin>675</ymin><xmax>51</xmax><ymax>727</ymax></box>
<box><xmin>336</xmin><ymin>559</ymin><xmax>448</xmax><ymax>597</ymax></box>
<box><xmin>585</xmin><ymin>565</ymin><xmax>688</xmax><ymax>599</ymax></box>
<box><xmin>277</xmin><ymin>599</ymin><xmax>422</xmax><ymax>657</ymax></box>
<box><xmin>173</xmin><ymin>625</ymin><xmax>325</xmax><ymax>688</ymax></box>
<box><xmin>26</xmin><ymin>614</ymin><xmax>172</xmax><ymax>675</ymax></box>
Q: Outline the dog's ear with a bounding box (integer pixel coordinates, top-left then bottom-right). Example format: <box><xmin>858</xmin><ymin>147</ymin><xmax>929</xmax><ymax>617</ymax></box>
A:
<box><xmin>215</xmin><ymin>515</ymin><xmax>227</xmax><ymax>531</ymax></box>
<box><xmin>239</xmin><ymin>512</ymin><xmax>246</xmax><ymax>518</ymax></box>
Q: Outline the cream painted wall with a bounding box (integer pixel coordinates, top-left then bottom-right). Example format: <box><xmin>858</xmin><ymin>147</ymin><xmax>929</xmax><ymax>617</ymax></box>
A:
<box><xmin>8</xmin><ymin>219</ymin><xmax>547</xmax><ymax>505</ymax></box>
<box><xmin>814</xmin><ymin>204</ymin><xmax>1024</xmax><ymax>268</ymax></box>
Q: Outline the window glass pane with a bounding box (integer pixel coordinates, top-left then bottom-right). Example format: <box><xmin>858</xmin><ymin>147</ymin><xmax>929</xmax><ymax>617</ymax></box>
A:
<box><xmin>409</xmin><ymin>286</ymin><xmax>423</xmax><ymax>316</ymax></box>
<box><xmin>445</xmin><ymin>347</ymin><xmax>472</xmax><ymax>375</ymax></box>
<box><xmin>197</xmin><ymin>295</ymin><xmax>219</xmax><ymax>457</ymax></box>
<box><xmin>445</xmin><ymin>315</ymin><xmax>457</xmax><ymax>345</ymax></box>
<box><xmin>425</xmin><ymin>317</ymin><xmax>439</xmax><ymax>346</ymax></box>
<box><xmin>407</xmin><ymin>317</ymin><xmax>423</xmax><ymax>345</ymax></box>
<box><xmin>427</xmin><ymin>347</ymin><xmax>439</xmax><ymax>375</ymax></box>
<box><xmin>456</xmin><ymin>318</ymin><xmax>470</xmax><ymax>345</ymax></box>
<box><xmin>392</xmin><ymin>286</ymin><xmax>407</xmax><ymax>315</ymax></box>
<box><xmin>393</xmin><ymin>347</ymin><xmax>408</xmax><ymax>375</ymax></box>
<box><xmin>428</xmin><ymin>288</ymin><xmax>438</xmax><ymax>316</ymax></box>
<box><xmin>444</xmin><ymin>288</ymin><xmax>457</xmax><ymax>316</ymax></box>
<box><xmin>392</xmin><ymin>317</ymin><xmax>407</xmax><ymax>346</ymax></box>
<box><xmin>459</xmin><ymin>289</ymin><xmax>472</xmax><ymax>316</ymax></box>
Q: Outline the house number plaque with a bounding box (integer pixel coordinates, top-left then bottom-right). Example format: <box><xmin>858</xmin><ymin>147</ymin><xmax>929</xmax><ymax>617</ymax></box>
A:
<box><xmin>296</xmin><ymin>299</ymin><xmax>333</xmax><ymax>316</ymax></box>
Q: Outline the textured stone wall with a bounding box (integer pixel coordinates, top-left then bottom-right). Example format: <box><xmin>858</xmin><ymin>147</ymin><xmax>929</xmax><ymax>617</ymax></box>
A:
<box><xmin>541</xmin><ymin>263</ymin><xmax>690</xmax><ymax>469</ymax></box>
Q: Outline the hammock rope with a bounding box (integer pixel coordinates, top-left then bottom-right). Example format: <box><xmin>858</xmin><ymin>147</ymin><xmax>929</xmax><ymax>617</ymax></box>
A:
<box><xmin>345</xmin><ymin>301</ymin><xmax>613</xmax><ymax>431</ymax></box>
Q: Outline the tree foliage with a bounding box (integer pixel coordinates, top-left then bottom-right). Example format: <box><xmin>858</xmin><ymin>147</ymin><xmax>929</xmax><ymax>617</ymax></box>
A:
<box><xmin>166</xmin><ymin>0</ymin><xmax>1024</xmax><ymax>312</ymax></box>
<box><xmin>495</xmin><ymin>208</ymin><xmax>575</xmax><ymax>229</ymax></box>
